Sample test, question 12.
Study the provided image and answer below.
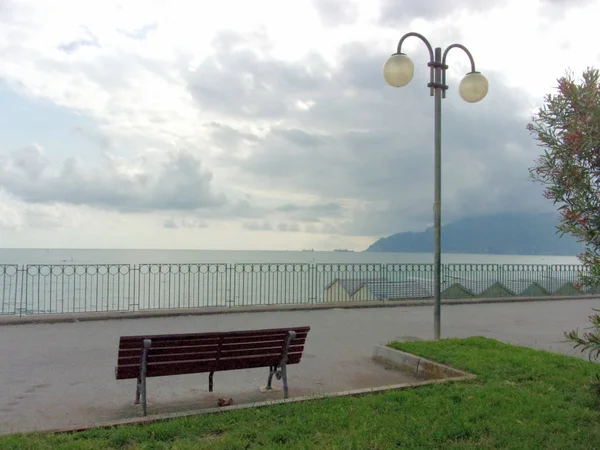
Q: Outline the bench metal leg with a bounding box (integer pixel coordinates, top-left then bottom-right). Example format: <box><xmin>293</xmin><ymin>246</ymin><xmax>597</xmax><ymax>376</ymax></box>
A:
<box><xmin>264</xmin><ymin>331</ymin><xmax>296</xmax><ymax>398</ymax></box>
<box><xmin>266</xmin><ymin>365</ymin><xmax>276</xmax><ymax>390</ymax></box>
<box><xmin>139</xmin><ymin>339</ymin><xmax>151</xmax><ymax>416</ymax></box>
<box><xmin>135</xmin><ymin>378</ymin><xmax>141</xmax><ymax>404</ymax></box>
<box><xmin>279</xmin><ymin>331</ymin><xmax>295</xmax><ymax>399</ymax></box>
<box><xmin>209</xmin><ymin>372</ymin><xmax>214</xmax><ymax>392</ymax></box>
<box><xmin>280</xmin><ymin>361</ymin><xmax>289</xmax><ymax>399</ymax></box>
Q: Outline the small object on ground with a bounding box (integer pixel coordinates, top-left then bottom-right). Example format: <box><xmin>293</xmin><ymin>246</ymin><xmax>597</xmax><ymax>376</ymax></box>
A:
<box><xmin>217</xmin><ymin>397</ymin><xmax>233</xmax><ymax>407</ymax></box>
<box><xmin>259</xmin><ymin>385</ymin><xmax>282</xmax><ymax>393</ymax></box>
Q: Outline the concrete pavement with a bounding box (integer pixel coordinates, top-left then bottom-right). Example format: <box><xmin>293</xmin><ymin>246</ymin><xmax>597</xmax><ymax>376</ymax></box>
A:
<box><xmin>0</xmin><ymin>298</ymin><xmax>598</xmax><ymax>435</ymax></box>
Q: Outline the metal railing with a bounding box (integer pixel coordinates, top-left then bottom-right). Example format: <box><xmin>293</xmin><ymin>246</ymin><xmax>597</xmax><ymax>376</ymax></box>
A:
<box><xmin>0</xmin><ymin>263</ymin><xmax>596</xmax><ymax>316</ymax></box>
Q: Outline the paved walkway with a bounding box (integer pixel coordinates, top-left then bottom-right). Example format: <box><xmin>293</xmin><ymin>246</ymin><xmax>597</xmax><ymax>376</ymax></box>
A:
<box><xmin>0</xmin><ymin>298</ymin><xmax>598</xmax><ymax>435</ymax></box>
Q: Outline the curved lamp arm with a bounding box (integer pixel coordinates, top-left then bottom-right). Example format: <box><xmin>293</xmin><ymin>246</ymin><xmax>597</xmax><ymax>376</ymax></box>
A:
<box><xmin>396</xmin><ymin>32</ymin><xmax>435</xmax><ymax>96</ymax></box>
<box><xmin>441</xmin><ymin>44</ymin><xmax>477</xmax><ymax>99</ymax></box>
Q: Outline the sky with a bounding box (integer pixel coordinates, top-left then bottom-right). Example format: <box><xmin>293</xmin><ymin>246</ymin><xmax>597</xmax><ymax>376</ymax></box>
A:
<box><xmin>0</xmin><ymin>0</ymin><xmax>599</xmax><ymax>251</ymax></box>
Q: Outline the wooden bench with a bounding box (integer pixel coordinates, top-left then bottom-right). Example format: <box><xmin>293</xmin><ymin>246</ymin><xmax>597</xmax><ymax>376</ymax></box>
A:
<box><xmin>115</xmin><ymin>326</ymin><xmax>310</xmax><ymax>416</ymax></box>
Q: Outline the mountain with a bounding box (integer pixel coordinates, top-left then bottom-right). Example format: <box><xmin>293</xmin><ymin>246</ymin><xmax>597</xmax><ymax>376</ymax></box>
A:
<box><xmin>365</xmin><ymin>213</ymin><xmax>584</xmax><ymax>255</ymax></box>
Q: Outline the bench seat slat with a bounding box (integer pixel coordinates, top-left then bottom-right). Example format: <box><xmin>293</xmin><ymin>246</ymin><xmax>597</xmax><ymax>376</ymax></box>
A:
<box><xmin>118</xmin><ymin>332</ymin><xmax>309</xmax><ymax>350</ymax></box>
<box><xmin>119</xmin><ymin>344</ymin><xmax>219</xmax><ymax>357</ymax></box>
<box><xmin>115</xmin><ymin>353</ymin><xmax>303</xmax><ymax>379</ymax></box>
<box><xmin>118</xmin><ymin>345</ymin><xmax>306</xmax><ymax>366</ymax></box>
<box><xmin>118</xmin><ymin>339</ymin><xmax>306</xmax><ymax>359</ymax></box>
<box><xmin>219</xmin><ymin>338</ymin><xmax>307</xmax><ymax>349</ymax></box>
<box><xmin>221</xmin><ymin>344</ymin><xmax>304</xmax><ymax>358</ymax></box>
<box><xmin>119</xmin><ymin>327</ymin><xmax>310</xmax><ymax>344</ymax></box>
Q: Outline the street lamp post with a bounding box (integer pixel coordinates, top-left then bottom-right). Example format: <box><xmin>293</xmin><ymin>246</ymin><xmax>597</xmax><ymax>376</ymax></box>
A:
<box><xmin>383</xmin><ymin>32</ymin><xmax>488</xmax><ymax>341</ymax></box>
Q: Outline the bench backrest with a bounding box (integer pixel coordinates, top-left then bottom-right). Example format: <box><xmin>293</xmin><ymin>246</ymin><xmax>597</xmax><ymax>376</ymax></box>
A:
<box><xmin>115</xmin><ymin>326</ymin><xmax>310</xmax><ymax>380</ymax></box>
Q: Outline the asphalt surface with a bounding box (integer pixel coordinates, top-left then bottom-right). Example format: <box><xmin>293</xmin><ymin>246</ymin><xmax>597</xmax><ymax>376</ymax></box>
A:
<box><xmin>0</xmin><ymin>298</ymin><xmax>598</xmax><ymax>435</ymax></box>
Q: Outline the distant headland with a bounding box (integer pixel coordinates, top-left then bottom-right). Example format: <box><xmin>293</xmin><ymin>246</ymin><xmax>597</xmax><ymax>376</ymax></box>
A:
<box><xmin>365</xmin><ymin>212</ymin><xmax>584</xmax><ymax>256</ymax></box>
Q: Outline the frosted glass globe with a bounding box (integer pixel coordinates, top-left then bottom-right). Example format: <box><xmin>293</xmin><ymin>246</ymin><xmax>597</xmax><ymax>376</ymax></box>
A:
<box><xmin>459</xmin><ymin>72</ymin><xmax>489</xmax><ymax>103</ymax></box>
<box><xmin>383</xmin><ymin>53</ymin><xmax>414</xmax><ymax>88</ymax></box>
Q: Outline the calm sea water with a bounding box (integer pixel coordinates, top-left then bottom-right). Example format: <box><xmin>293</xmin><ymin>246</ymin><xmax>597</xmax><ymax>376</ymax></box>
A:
<box><xmin>0</xmin><ymin>248</ymin><xmax>582</xmax><ymax>266</ymax></box>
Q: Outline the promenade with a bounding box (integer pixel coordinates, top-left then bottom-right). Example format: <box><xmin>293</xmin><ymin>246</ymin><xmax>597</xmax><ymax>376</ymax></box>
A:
<box><xmin>0</xmin><ymin>298</ymin><xmax>598</xmax><ymax>435</ymax></box>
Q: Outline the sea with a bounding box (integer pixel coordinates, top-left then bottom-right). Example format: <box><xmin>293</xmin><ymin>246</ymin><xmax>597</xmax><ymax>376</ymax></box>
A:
<box><xmin>0</xmin><ymin>248</ymin><xmax>582</xmax><ymax>266</ymax></box>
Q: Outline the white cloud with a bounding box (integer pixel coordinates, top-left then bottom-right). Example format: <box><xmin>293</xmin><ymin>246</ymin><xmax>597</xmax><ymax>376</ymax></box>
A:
<box><xmin>0</xmin><ymin>0</ymin><xmax>599</xmax><ymax>250</ymax></box>
<box><xmin>0</xmin><ymin>190</ymin><xmax>83</xmax><ymax>231</ymax></box>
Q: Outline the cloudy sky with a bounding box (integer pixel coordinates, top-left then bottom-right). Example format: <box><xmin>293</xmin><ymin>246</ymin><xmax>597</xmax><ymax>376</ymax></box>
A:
<box><xmin>0</xmin><ymin>0</ymin><xmax>599</xmax><ymax>251</ymax></box>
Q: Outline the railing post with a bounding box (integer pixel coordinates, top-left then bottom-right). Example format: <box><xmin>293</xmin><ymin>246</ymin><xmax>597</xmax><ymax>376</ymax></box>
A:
<box><xmin>130</xmin><ymin>264</ymin><xmax>137</xmax><ymax>313</ymax></box>
<box><xmin>308</xmin><ymin>263</ymin><xmax>314</xmax><ymax>304</ymax></box>
<box><xmin>18</xmin><ymin>265</ymin><xmax>25</xmax><ymax>317</ymax></box>
<box><xmin>441</xmin><ymin>262</ymin><xmax>445</xmax><ymax>295</ymax></box>
<box><xmin>226</xmin><ymin>264</ymin><xmax>232</xmax><ymax>308</ymax></box>
<box><xmin>309</xmin><ymin>262</ymin><xmax>318</xmax><ymax>303</ymax></box>
<box><xmin>540</xmin><ymin>264</ymin><xmax>547</xmax><ymax>295</ymax></box>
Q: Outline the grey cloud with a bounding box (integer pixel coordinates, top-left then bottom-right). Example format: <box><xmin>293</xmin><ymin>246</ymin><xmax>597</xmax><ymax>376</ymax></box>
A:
<box><xmin>23</xmin><ymin>208</ymin><xmax>75</xmax><ymax>229</ymax></box>
<box><xmin>119</xmin><ymin>23</ymin><xmax>158</xmax><ymax>40</ymax></box>
<box><xmin>57</xmin><ymin>27</ymin><xmax>100</xmax><ymax>54</ymax></box>
<box><xmin>378</xmin><ymin>0</ymin><xmax>507</xmax><ymax>24</ymax></box>
<box><xmin>305</xmin><ymin>224</ymin><xmax>319</xmax><ymax>234</ymax></box>
<box><xmin>164</xmin><ymin>218</ymin><xmax>178</xmax><ymax>229</ymax></box>
<box><xmin>275</xmin><ymin>202</ymin><xmax>345</xmax><ymax>222</ymax></box>
<box><xmin>72</xmin><ymin>126</ymin><xmax>112</xmax><ymax>149</ymax></box>
<box><xmin>195</xmin><ymin>199</ymin><xmax>266</xmax><ymax>220</ymax></box>
<box><xmin>163</xmin><ymin>217</ymin><xmax>208</xmax><ymax>229</ymax></box>
<box><xmin>197</xmin><ymin>40</ymin><xmax>433</xmax><ymax>132</ymax></box>
<box><xmin>542</xmin><ymin>0</ymin><xmax>593</xmax><ymax>5</ymax></box>
<box><xmin>313</xmin><ymin>0</ymin><xmax>358</xmax><ymax>26</ymax></box>
<box><xmin>275</xmin><ymin>204</ymin><xmax>303</xmax><ymax>213</ymax></box>
<box><xmin>8</xmin><ymin>144</ymin><xmax>48</xmax><ymax>178</ymax></box>
<box><xmin>272</xmin><ymin>128</ymin><xmax>331</xmax><ymax>148</ymax></box>
<box><xmin>58</xmin><ymin>39</ymin><xmax>98</xmax><ymax>54</ymax></box>
<box><xmin>244</xmin><ymin>218</ymin><xmax>342</xmax><ymax>233</ymax></box>
<box><xmin>161</xmin><ymin>199</ymin><xmax>268</xmax><ymax>225</ymax></box>
<box><xmin>204</xmin><ymin>122</ymin><xmax>260</xmax><ymax>152</ymax></box>
<box><xmin>0</xmin><ymin>191</ymin><xmax>79</xmax><ymax>231</ymax></box>
<box><xmin>276</xmin><ymin>222</ymin><xmax>301</xmax><ymax>233</ymax></box>
<box><xmin>195</xmin><ymin>37</ymin><xmax>550</xmax><ymax>237</ymax></box>
<box><xmin>0</xmin><ymin>147</ymin><xmax>226</xmax><ymax>213</ymax></box>
<box><xmin>0</xmin><ymin>200</ymin><xmax>20</xmax><ymax>229</ymax></box>
<box><xmin>378</xmin><ymin>0</ymin><xmax>592</xmax><ymax>27</ymax></box>
<box><xmin>304</xmin><ymin>223</ymin><xmax>343</xmax><ymax>234</ymax></box>
<box><xmin>321</xmin><ymin>223</ymin><xmax>342</xmax><ymax>234</ymax></box>
<box><xmin>160</xmin><ymin>199</ymin><xmax>268</xmax><ymax>223</ymax></box>
<box><xmin>538</xmin><ymin>0</ymin><xmax>596</xmax><ymax>18</ymax></box>
<box><xmin>243</xmin><ymin>221</ymin><xmax>273</xmax><ymax>231</ymax></box>
<box><xmin>187</xmin><ymin>31</ymin><xmax>329</xmax><ymax>119</ymax></box>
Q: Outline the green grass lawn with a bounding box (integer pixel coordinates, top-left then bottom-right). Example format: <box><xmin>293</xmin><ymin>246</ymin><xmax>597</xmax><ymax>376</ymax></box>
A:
<box><xmin>3</xmin><ymin>337</ymin><xmax>600</xmax><ymax>449</ymax></box>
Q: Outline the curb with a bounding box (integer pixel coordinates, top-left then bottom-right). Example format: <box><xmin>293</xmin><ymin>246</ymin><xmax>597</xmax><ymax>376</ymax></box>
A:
<box><xmin>372</xmin><ymin>344</ymin><xmax>476</xmax><ymax>380</ymax></box>
<box><xmin>0</xmin><ymin>295</ymin><xmax>597</xmax><ymax>326</ymax></box>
